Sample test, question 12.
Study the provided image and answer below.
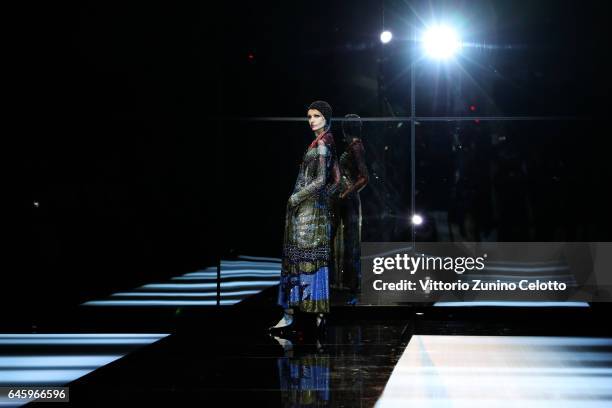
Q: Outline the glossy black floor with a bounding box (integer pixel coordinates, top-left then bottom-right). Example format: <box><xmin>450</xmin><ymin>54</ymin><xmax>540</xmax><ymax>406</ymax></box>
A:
<box><xmin>11</xmin><ymin>287</ymin><xmax>611</xmax><ymax>407</ymax></box>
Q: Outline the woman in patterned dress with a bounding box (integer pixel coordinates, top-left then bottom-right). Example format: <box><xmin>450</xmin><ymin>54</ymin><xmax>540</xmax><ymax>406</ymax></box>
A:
<box><xmin>271</xmin><ymin>100</ymin><xmax>339</xmax><ymax>335</ymax></box>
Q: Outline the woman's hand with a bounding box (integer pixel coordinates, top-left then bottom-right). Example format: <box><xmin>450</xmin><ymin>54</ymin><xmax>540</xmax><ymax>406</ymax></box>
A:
<box><xmin>340</xmin><ymin>179</ymin><xmax>354</xmax><ymax>199</ymax></box>
<box><xmin>288</xmin><ymin>194</ymin><xmax>299</xmax><ymax>208</ymax></box>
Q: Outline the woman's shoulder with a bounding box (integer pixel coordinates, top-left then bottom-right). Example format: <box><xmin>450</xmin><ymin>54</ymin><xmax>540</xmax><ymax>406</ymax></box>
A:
<box><xmin>319</xmin><ymin>132</ymin><xmax>333</xmax><ymax>144</ymax></box>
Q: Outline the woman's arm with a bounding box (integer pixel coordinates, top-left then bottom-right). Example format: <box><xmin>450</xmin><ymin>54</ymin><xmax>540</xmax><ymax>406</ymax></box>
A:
<box><xmin>340</xmin><ymin>139</ymin><xmax>369</xmax><ymax>198</ymax></box>
<box><xmin>289</xmin><ymin>140</ymin><xmax>329</xmax><ymax>207</ymax></box>
<box><xmin>328</xmin><ymin>155</ymin><xmax>341</xmax><ymax>198</ymax></box>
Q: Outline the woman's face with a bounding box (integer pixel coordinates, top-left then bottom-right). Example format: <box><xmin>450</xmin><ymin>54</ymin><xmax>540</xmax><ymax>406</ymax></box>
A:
<box><xmin>307</xmin><ymin>109</ymin><xmax>326</xmax><ymax>132</ymax></box>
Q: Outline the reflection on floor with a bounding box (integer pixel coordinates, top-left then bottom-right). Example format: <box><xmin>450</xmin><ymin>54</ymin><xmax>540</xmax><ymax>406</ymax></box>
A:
<box><xmin>62</xmin><ymin>319</ymin><xmax>408</xmax><ymax>407</ymax></box>
<box><xmin>0</xmin><ymin>333</ymin><xmax>168</xmax><ymax>407</ymax></box>
<box><xmin>273</xmin><ymin>324</ymin><xmax>406</xmax><ymax>407</ymax></box>
<box><xmin>82</xmin><ymin>256</ymin><xmax>280</xmax><ymax>307</ymax></box>
<box><xmin>376</xmin><ymin>335</ymin><xmax>612</xmax><ymax>408</ymax></box>
<box><xmin>58</xmin><ymin>303</ymin><xmax>611</xmax><ymax>407</ymax></box>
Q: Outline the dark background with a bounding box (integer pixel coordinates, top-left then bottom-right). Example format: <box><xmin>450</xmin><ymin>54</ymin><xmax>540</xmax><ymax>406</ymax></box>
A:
<box><xmin>7</xmin><ymin>1</ymin><xmax>612</xmax><ymax>321</ymax></box>
<box><xmin>10</xmin><ymin>1</ymin><xmax>214</xmax><ymax>322</ymax></box>
<box><xmin>218</xmin><ymin>0</ymin><xmax>612</xmax><ymax>255</ymax></box>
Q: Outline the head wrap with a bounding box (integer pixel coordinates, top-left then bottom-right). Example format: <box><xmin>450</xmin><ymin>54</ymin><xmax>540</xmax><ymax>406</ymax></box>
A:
<box><xmin>308</xmin><ymin>100</ymin><xmax>332</xmax><ymax>128</ymax></box>
<box><xmin>342</xmin><ymin>113</ymin><xmax>362</xmax><ymax>140</ymax></box>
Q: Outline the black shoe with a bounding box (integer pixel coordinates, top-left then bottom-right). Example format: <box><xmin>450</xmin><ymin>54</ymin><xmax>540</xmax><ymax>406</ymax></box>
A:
<box><xmin>316</xmin><ymin>314</ymin><xmax>328</xmax><ymax>335</ymax></box>
<box><xmin>295</xmin><ymin>314</ymin><xmax>326</xmax><ymax>338</ymax></box>
<box><xmin>268</xmin><ymin>322</ymin><xmax>297</xmax><ymax>337</ymax></box>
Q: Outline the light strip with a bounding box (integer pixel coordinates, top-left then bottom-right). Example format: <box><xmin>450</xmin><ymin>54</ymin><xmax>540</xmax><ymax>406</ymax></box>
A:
<box><xmin>434</xmin><ymin>301</ymin><xmax>590</xmax><ymax>307</ymax></box>
<box><xmin>82</xmin><ymin>299</ymin><xmax>238</xmax><ymax>306</ymax></box>
<box><xmin>139</xmin><ymin>281</ymin><xmax>276</xmax><ymax>289</ymax></box>
<box><xmin>0</xmin><ymin>338</ymin><xmax>167</xmax><ymax>345</ymax></box>
<box><xmin>176</xmin><ymin>272</ymin><xmax>279</xmax><ymax>279</ymax></box>
<box><xmin>0</xmin><ymin>369</ymin><xmax>95</xmax><ymax>385</ymax></box>
<box><xmin>0</xmin><ymin>355</ymin><xmax>123</xmax><ymax>368</ymax></box>
<box><xmin>220</xmin><ymin>262</ymin><xmax>281</xmax><ymax>267</ymax></box>
<box><xmin>184</xmin><ymin>270</ymin><xmax>280</xmax><ymax>274</ymax></box>
<box><xmin>110</xmin><ymin>290</ymin><xmax>259</xmax><ymax>297</ymax></box>
<box><xmin>0</xmin><ymin>334</ymin><xmax>167</xmax><ymax>338</ymax></box>
<box><xmin>236</xmin><ymin>255</ymin><xmax>281</xmax><ymax>262</ymax></box>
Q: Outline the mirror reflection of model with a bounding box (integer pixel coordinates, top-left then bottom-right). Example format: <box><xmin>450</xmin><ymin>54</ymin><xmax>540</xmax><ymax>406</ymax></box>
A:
<box><xmin>270</xmin><ymin>101</ymin><xmax>340</xmax><ymax>337</ymax></box>
<box><xmin>332</xmin><ymin>114</ymin><xmax>369</xmax><ymax>304</ymax></box>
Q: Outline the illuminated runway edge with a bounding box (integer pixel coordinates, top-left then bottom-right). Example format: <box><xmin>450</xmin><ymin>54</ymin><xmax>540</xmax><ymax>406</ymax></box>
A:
<box><xmin>82</xmin><ymin>256</ymin><xmax>281</xmax><ymax>307</ymax></box>
<box><xmin>375</xmin><ymin>335</ymin><xmax>612</xmax><ymax>408</ymax></box>
<box><xmin>0</xmin><ymin>333</ymin><xmax>168</xmax><ymax>407</ymax></box>
<box><xmin>434</xmin><ymin>301</ymin><xmax>590</xmax><ymax>307</ymax></box>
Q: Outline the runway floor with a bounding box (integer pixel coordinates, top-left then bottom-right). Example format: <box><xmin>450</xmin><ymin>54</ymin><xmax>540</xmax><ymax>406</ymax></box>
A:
<box><xmin>377</xmin><ymin>335</ymin><xmax>612</xmax><ymax>408</ymax></box>
<box><xmin>1</xmin><ymin>258</ymin><xmax>611</xmax><ymax>407</ymax></box>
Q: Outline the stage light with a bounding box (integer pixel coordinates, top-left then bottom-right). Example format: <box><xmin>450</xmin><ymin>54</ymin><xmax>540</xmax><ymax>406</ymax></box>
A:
<box><xmin>411</xmin><ymin>214</ymin><xmax>423</xmax><ymax>225</ymax></box>
<box><xmin>380</xmin><ymin>30</ymin><xmax>393</xmax><ymax>44</ymax></box>
<box><xmin>422</xmin><ymin>25</ymin><xmax>461</xmax><ymax>59</ymax></box>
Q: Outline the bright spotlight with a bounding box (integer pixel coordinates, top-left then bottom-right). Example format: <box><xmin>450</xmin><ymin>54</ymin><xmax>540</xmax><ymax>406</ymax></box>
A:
<box><xmin>411</xmin><ymin>214</ymin><xmax>423</xmax><ymax>225</ymax></box>
<box><xmin>380</xmin><ymin>30</ymin><xmax>393</xmax><ymax>44</ymax></box>
<box><xmin>422</xmin><ymin>25</ymin><xmax>461</xmax><ymax>59</ymax></box>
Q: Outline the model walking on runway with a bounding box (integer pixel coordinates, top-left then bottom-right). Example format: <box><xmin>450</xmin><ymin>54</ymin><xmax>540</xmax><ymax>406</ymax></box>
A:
<box><xmin>271</xmin><ymin>100</ymin><xmax>339</xmax><ymax>336</ymax></box>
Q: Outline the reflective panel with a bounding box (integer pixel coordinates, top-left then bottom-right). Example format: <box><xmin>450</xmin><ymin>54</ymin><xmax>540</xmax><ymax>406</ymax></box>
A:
<box><xmin>414</xmin><ymin>120</ymin><xmax>609</xmax><ymax>242</ymax></box>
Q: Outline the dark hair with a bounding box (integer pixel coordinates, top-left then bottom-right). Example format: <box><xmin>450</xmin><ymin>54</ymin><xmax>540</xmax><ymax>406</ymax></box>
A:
<box><xmin>308</xmin><ymin>100</ymin><xmax>333</xmax><ymax>129</ymax></box>
<box><xmin>342</xmin><ymin>114</ymin><xmax>362</xmax><ymax>139</ymax></box>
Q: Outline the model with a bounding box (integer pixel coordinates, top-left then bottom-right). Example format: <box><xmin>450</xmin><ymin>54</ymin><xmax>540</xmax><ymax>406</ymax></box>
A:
<box><xmin>271</xmin><ymin>100</ymin><xmax>339</xmax><ymax>335</ymax></box>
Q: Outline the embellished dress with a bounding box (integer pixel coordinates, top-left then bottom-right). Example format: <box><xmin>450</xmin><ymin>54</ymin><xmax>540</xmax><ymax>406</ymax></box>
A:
<box><xmin>277</xmin><ymin>352</ymin><xmax>330</xmax><ymax>406</ymax></box>
<box><xmin>332</xmin><ymin>139</ymin><xmax>368</xmax><ymax>292</ymax></box>
<box><xmin>278</xmin><ymin>131</ymin><xmax>339</xmax><ymax>314</ymax></box>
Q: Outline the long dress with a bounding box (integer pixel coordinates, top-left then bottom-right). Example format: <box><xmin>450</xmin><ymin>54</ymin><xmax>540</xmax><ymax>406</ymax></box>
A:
<box><xmin>332</xmin><ymin>138</ymin><xmax>368</xmax><ymax>292</ymax></box>
<box><xmin>277</xmin><ymin>351</ymin><xmax>330</xmax><ymax>406</ymax></box>
<box><xmin>278</xmin><ymin>131</ymin><xmax>339</xmax><ymax>314</ymax></box>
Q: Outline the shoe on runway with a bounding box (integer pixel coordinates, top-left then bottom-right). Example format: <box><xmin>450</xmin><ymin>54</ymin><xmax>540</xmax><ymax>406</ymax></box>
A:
<box><xmin>269</xmin><ymin>322</ymin><xmax>298</xmax><ymax>337</ymax></box>
<box><xmin>268</xmin><ymin>310</ymin><xmax>294</xmax><ymax>334</ymax></box>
